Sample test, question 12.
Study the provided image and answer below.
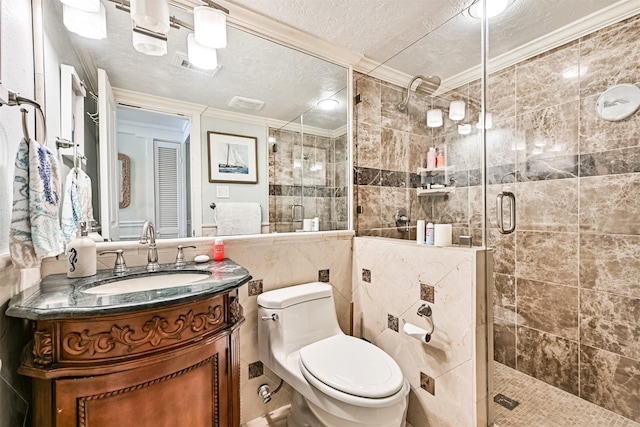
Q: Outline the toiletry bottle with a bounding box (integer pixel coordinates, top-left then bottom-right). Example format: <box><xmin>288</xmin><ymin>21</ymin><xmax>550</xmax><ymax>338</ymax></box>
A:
<box><xmin>213</xmin><ymin>238</ymin><xmax>225</xmax><ymax>261</ymax></box>
<box><xmin>426</xmin><ymin>147</ymin><xmax>436</xmax><ymax>169</ymax></box>
<box><xmin>436</xmin><ymin>148</ymin><xmax>445</xmax><ymax>168</ymax></box>
<box><xmin>311</xmin><ymin>217</ymin><xmax>320</xmax><ymax>232</ymax></box>
<box><xmin>67</xmin><ymin>221</ymin><xmax>97</xmax><ymax>278</ymax></box>
<box><xmin>426</xmin><ymin>222</ymin><xmax>434</xmax><ymax>245</ymax></box>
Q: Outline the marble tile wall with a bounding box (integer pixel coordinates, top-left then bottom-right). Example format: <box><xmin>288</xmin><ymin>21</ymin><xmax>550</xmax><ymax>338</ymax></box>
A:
<box><xmin>352</xmin><ymin>237</ymin><xmax>492</xmax><ymax>427</ymax></box>
<box><xmin>268</xmin><ymin>128</ymin><xmax>348</xmax><ymax>232</ymax></box>
<box><xmin>353</xmin><ymin>13</ymin><xmax>640</xmax><ymax>423</ymax></box>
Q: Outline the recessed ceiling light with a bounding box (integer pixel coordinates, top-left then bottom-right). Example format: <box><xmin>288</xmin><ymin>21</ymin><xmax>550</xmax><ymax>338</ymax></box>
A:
<box><xmin>317</xmin><ymin>99</ymin><xmax>339</xmax><ymax>110</ymax></box>
<box><xmin>468</xmin><ymin>0</ymin><xmax>515</xmax><ymax>19</ymax></box>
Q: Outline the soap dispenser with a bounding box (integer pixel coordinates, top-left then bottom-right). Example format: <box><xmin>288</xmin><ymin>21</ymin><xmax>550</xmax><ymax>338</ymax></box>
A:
<box><xmin>67</xmin><ymin>221</ymin><xmax>97</xmax><ymax>278</ymax></box>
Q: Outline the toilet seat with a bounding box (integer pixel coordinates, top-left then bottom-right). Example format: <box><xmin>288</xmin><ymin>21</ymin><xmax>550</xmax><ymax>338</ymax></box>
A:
<box><xmin>299</xmin><ymin>335</ymin><xmax>404</xmax><ymax>399</ymax></box>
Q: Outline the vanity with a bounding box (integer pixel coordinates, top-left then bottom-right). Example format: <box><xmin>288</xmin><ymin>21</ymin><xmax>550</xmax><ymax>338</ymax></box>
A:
<box><xmin>6</xmin><ymin>259</ymin><xmax>251</xmax><ymax>427</ymax></box>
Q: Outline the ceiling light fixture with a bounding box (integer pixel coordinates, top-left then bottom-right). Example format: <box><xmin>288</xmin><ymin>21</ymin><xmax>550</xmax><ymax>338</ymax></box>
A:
<box><xmin>188</xmin><ymin>34</ymin><xmax>218</xmax><ymax>70</ymax></box>
<box><xmin>468</xmin><ymin>0</ymin><xmax>515</xmax><ymax>19</ymax></box>
<box><xmin>194</xmin><ymin>6</ymin><xmax>227</xmax><ymax>49</ymax></box>
<box><xmin>448</xmin><ymin>100</ymin><xmax>466</xmax><ymax>121</ymax></box>
<box><xmin>458</xmin><ymin>124</ymin><xmax>472</xmax><ymax>135</ymax></box>
<box><xmin>133</xmin><ymin>31</ymin><xmax>168</xmax><ymax>56</ymax></box>
<box><xmin>317</xmin><ymin>99</ymin><xmax>339</xmax><ymax>110</ymax></box>
<box><xmin>427</xmin><ymin>109</ymin><xmax>443</xmax><ymax>127</ymax></box>
<box><xmin>59</xmin><ymin>0</ymin><xmax>100</xmax><ymax>13</ymax></box>
<box><xmin>130</xmin><ymin>0</ymin><xmax>170</xmax><ymax>35</ymax></box>
<box><xmin>62</xmin><ymin>3</ymin><xmax>107</xmax><ymax>39</ymax></box>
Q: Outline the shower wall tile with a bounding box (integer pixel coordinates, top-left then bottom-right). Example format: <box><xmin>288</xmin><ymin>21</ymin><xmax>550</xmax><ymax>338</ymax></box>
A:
<box><xmin>381</xmin><ymin>83</ymin><xmax>410</xmax><ymax>132</ymax></box>
<box><xmin>356</xmin><ymin>122</ymin><xmax>382</xmax><ymax>169</ymax></box>
<box><xmin>516</xmin><ymin>325</ymin><xmax>579</xmax><ymax>395</ymax></box>
<box><xmin>410</xmin><ymin>133</ymin><xmax>431</xmax><ymax>173</ymax></box>
<box><xmin>580</xmin><ymin>345</ymin><xmax>640</xmax><ymax>423</ymax></box>
<box><xmin>516</xmin><ymin>179</ymin><xmax>579</xmax><ymax>232</ymax></box>
<box><xmin>580</xmin><ymin>233</ymin><xmax>640</xmax><ymax>298</ymax></box>
<box><xmin>580</xmin><ymin>289</ymin><xmax>640</xmax><ymax>361</ymax></box>
<box><xmin>580</xmin><ymin>146</ymin><xmax>640</xmax><ymax>177</ymax></box>
<box><xmin>430</xmin><ymin>186</ymin><xmax>469</xmax><ymax>224</ymax></box>
<box><xmin>487</xmin><ymin>66</ymin><xmax>516</xmax><ymax>122</ymax></box>
<box><xmin>494</xmin><ymin>321</ymin><xmax>516</xmax><ymax>369</ymax></box>
<box><xmin>486</xmin><ymin>119</ymin><xmax>517</xmax><ymax>168</ymax></box>
<box><xmin>407</xmin><ymin>90</ymin><xmax>431</xmax><ymax>136</ymax></box>
<box><xmin>380</xmin><ymin>187</ymin><xmax>411</xmax><ymax>228</ymax></box>
<box><xmin>381</xmin><ymin>128</ymin><xmax>410</xmax><ymax>171</ymax></box>
<box><xmin>354</xmin><ymin>73</ymin><xmax>381</xmax><ymax>127</ymax></box>
<box><xmin>579</xmin><ymin>174</ymin><xmax>640</xmax><ymax>235</ymax></box>
<box><xmin>579</xmin><ymin>14</ymin><xmax>640</xmax><ymax>98</ymax></box>
<box><xmin>356</xmin><ymin>185</ymin><xmax>382</xmax><ymax>231</ymax></box>
<box><xmin>516</xmin><ymin>230</ymin><xmax>579</xmax><ymax>287</ymax></box>
<box><xmin>488</xmin><ymin>228</ymin><xmax>515</xmax><ymax>276</ymax></box>
<box><xmin>517</xmin><ymin>278</ymin><xmax>579</xmax><ymax>341</ymax></box>
<box><xmin>493</xmin><ymin>273</ymin><xmax>515</xmax><ymax>323</ymax></box>
<box><xmin>515</xmin><ymin>42</ymin><xmax>580</xmax><ymax>115</ymax></box>
<box><xmin>579</xmin><ymin>95</ymin><xmax>640</xmax><ymax>154</ymax></box>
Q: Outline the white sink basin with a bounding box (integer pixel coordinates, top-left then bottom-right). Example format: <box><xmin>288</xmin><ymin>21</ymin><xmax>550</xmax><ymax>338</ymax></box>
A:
<box><xmin>82</xmin><ymin>272</ymin><xmax>210</xmax><ymax>295</ymax></box>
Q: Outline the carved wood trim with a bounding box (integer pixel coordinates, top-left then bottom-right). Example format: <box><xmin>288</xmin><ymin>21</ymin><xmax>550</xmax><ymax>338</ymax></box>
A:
<box><xmin>214</xmin><ymin>354</ymin><xmax>219</xmax><ymax>427</ymax></box>
<box><xmin>63</xmin><ymin>305</ymin><xmax>223</xmax><ymax>357</ymax></box>
<box><xmin>77</xmin><ymin>354</ymin><xmax>219</xmax><ymax>427</ymax></box>
<box><xmin>33</xmin><ymin>330</ymin><xmax>53</xmax><ymax>366</ymax></box>
<box><xmin>228</xmin><ymin>297</ymin><xmax>243</xmax><ymax>325</ymax></box>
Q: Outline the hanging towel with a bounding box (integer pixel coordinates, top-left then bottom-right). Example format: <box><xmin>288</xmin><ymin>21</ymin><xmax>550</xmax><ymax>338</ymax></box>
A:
<box><xmin>61</xmin><ymin>167</ymin><xmax>95</xmax><ymax>242</ymax></box>
<box><xmin>10</xmin><ymin>139</ymin><xmax>64</xmax><ymax>268</ymax></box>
<box><xmin>215</xmin><ymin>202</ymin><xmax>261</xmax><ymax>235</ymax></box>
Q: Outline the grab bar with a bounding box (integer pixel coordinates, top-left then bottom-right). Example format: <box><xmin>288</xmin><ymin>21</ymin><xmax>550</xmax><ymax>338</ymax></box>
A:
<box><xmin>496</xmin><ymin>191</ymin><xmax>516</xmax><ymax>234</ymax></box>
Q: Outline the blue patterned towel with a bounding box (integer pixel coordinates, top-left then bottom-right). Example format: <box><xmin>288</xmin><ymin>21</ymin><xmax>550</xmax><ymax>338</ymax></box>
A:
<box><xmin>10</xmin><ymin>139</ymin><xmax>64</xmax><ymax>268</ymax></box>
<box><xmin>61</xmin><ymin>167</ymin><xmax>94</xmax><ymax>242</ymax></box>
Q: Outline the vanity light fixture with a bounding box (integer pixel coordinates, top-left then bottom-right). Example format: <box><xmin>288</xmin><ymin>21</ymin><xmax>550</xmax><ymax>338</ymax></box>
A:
<box><xmin>133</xmin><ymin>31</ymin><xmax>168</xmax><ymax>56</ymax></box>
<box><xmin>317</xmin><ymin>99</ymin><xmax>339</xmax><ymax>111</ymax></box>
<box><xmin>194</xmin><ymin>6</ymin><xmax>227</xmax><ymax>49</ymax></box>
<box><xmin>187</xmin><ymin>34</ymin><xmax>218</xmax><ymax>70</ymax></box>
<box><xmin>458</xmin><ymin>123</ymin><xmax>472</xmax><ymax>135</ymax></box>
<box><xmin>62</xmin><ymin>3</ymin><xmax>107</xmax><ymax>40</ymax></box>
<box><xmin>130</xmin><ymin>0</ymin><xmax>170</xmax><ymax>35</ymax></box>
<box><xmin>427</xmin><ymin>108</ymin><xmax>443</xmax><ymax>127</ymax></box>
<box><xmin>59</xmin><ymin>0</ymin><xmax>100</xmax><ymax>13</ymax></box>
<box><xmin>467</xmin><ymin>0</ymin><xmax>515</xmax><ymax>19</ymax></box>
<box><xmin>448</xmin><ymin>100</ymin><xmax>466</xmax><ymax>121</ymax></box>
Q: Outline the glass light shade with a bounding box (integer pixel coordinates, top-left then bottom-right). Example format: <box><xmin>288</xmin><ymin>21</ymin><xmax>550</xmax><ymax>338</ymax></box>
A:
<box><xmin>133</xmin><ymin>31</ymin><xmax>168</xmax><ymax>56</ymax></box>
<box><xmin>468</xmin><ymin>0</ymin><xmax>510</xmax><ymax>19</ymax></box>
<box><xmin>458</xmin><ymin>124</ymin><xmax>472</xmax><ymax>135</ymax></box>
<box><xmin>194</xmin><ymin>7</ymin><xmax>227</xmax><ymax>49</ymax></box>
<box><xmin>188</xmin><ymin>34</ymin><xmax>218</xmax><ymax>70</ymax></box>
<box><xmin>131</xmin><ymin>0</ymin><xmax>170</xmax><ymax>34</ymax></box>
<box><xmin>449</xmin><ymin>100</ymin><xmax>466</xmax><ymax>120</ymax></box>
<box><xmin>476</xmin><ymin>112</ymin><xmax>493</xmax><ymax>129</ymax></box>
<box><xmin>427</xmin><ymin>109</ymin><xmax>443</xmax><ymax>127</ymax></box>
<box><xmin>318</xmin><ymin>99</ymin><xmax>339</xmax><ymax>110</ymax></box>
<box><xmin>63</xmin><ymin>3</ymin><xmax>106</xmax><ymax>39</ymax></box>
<box><xmin>60</xmin><ymin>0</ymin><xmax>99</xmax><ymax>13</ymax></box>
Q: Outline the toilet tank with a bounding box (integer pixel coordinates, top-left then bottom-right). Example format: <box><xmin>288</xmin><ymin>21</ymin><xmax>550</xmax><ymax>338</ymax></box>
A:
<box><xmin>258</xmin><ymin>283</ymin><xmax>343</xmax><ymax>361</ymax></box>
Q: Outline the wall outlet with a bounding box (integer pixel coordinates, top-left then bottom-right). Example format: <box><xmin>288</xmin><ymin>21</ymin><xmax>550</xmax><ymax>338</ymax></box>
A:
<box><xmin>216</xmin><ymin>186</ymin><xmax>230</xmax><ymax>198</ymax></box>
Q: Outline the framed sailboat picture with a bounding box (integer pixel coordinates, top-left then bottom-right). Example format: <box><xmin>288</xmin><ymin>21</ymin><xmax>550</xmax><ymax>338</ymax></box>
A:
<box><xmin>207</xmin><ymin>131</ymin><xmax>258</xmax><ymax>183</ymax></box>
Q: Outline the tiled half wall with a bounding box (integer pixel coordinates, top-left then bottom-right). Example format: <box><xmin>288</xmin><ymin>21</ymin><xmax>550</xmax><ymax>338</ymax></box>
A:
<box><xmin>353</xmin><ymin>14</ymin><xmax>640</xmax><ymax>423</ymax></box>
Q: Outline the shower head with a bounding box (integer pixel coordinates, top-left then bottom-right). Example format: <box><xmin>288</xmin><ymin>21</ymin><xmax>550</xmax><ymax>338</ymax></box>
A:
<box><xmin>397</xmin><ymin>75</ymin><xmax>442</xmax><ymax>112</ymax></box>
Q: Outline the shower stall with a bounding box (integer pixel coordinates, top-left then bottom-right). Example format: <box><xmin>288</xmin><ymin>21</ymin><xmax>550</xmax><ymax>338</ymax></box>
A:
<box><xmin>353</xmin><ymin>1</ymin><xmax>640</xmax><ymax>425</ymax></box>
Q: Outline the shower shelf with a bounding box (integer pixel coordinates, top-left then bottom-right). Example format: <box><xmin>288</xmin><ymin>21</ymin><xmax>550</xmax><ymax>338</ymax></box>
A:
<box><xmin>416</xmin><ymin>166</ymin><xmax>455</xmax><ymax>176</ymax></box>
<box><xmin>417</xmin><ymin>165</ymin><xmax>456</xmax><ymax>196</ymax></box>
<box><xmin>417</xmin><ymin>187</ymin><xmax>456</xmax><ymax>197</ymax></box>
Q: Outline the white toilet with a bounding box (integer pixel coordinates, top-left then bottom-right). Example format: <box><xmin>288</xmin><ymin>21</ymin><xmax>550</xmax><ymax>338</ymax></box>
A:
<box><xmin>257</xmin><ymin>282</ymin><xmax>409</xmax><ymax>427</ymax></box>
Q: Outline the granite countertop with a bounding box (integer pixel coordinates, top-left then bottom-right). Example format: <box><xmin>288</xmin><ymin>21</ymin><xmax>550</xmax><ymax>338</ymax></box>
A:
<box><xmin>6</xmin><ymin>258</ymin><xmax>252</xmax><ymax>321</ymax></box>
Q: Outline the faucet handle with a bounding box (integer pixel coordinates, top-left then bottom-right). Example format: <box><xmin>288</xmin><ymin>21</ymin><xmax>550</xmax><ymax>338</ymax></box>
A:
<box><xmin>175</xmin><ymin>245</ymin><xmax>196</xmax><ymax>268</ymax></box>
<box><xmin>99</xmin><ymin>249</ymin><xmax>128</xmax><ymax>275</ymax></box>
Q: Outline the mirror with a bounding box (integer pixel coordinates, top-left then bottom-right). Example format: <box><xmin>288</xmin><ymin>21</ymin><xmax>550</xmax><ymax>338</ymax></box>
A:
<box><xmin>42</xmin><ymin>0</ymin><xmax>349</xmax><ymax>241</ymax></box>
<box><xmin>596</xmin><ymin>83</ymin><xmax>640</xmax><ymax>121</ymax></box>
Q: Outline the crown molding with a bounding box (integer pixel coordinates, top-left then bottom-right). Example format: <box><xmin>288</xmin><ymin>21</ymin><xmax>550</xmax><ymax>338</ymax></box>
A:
<box><xmin>112</xmin><ymin>88</ymin><xmax>207</xmax><ymax>116</ymax></box>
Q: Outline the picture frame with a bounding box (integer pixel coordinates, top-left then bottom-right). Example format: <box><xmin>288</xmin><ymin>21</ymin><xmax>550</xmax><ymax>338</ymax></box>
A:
<box><xmin>207</xmin><ymin>131</ymin><xmax>258</xmax><ymax>184</ymax></box>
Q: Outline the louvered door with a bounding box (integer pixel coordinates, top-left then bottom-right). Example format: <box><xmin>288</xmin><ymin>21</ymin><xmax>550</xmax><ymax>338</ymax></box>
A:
<box><xmin>154</xmin><ymin>141</ymin><xmax>186</xmax><ymax>238</ymax></box>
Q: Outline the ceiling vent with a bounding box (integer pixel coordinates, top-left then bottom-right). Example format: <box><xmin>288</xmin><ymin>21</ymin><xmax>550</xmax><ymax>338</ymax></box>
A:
<box><xmin>228</xmin><ymin>96</ymin><xmax>265</xmax><ymax>111</ymax></box>
<box><xmin>172</xmin><ymin>52</ymin><xmax>221</xmax><ymax>77</ymax></box>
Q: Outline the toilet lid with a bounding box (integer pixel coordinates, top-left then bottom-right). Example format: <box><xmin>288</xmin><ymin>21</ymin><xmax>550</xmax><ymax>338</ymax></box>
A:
<box><xmin>299</xmin><ymin>335</ymin><xmax>404</xmax><ymax>399</ymax></box>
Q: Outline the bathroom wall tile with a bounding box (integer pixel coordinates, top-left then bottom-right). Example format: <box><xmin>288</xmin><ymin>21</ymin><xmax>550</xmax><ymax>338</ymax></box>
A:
<box><xmin>355</xmin><ymin>185</ymin><xmax>381</xmax><ymax>232</ymax></box>
<box><xmin>318</xmin><ymin>269</ymin><xmax>330</xmax><ymax>283</ymax></box>
<box><xmin>381</xmin><ymin>128</ymin><xmax>411</xmax><ymax>172</ymax></box>
<box><xmin>516</xmin><ymin>230</ymin><xmax>579</xmax><ymax>287</ymax></box>
<box><xmin>493</xmin><ymin>273</ymin><xmax>515</xmax><ymax>323</ymax></box>
<box><xmin>431</xmin><ymin>186</ymin><xmax>469</xmax><ymax>224</ymax></box>
<box><xmin>381</xmin><ymin>83</ymin><xmax>410</xmax><ymax>132</ymax></box>
<box><xmin>380</xmin><ymin>187</ymin><xmax>412</xmax><ymax>228</ymax></box>
<box><xmin>420</xmin><ymin>282</ymin><xmax>434</xmax><ymax>304</ymax></box>
<box><xmin>447</xmin><ymin>131</ymin><xmax>481</xmax><ymax>173</ymax></box>
<box><xmin>407</xmin><ymin>90</ymin><xmax>431</xmax><ymax>136</ymax></box>
<box><xmin>487</xmin><ymin>226</ymin><xmax>515</xmax><ymax>277</ymax></box>
<box><xmin>380</xmin><ymin>170</ymin><xmax>411</xmax><ymax>188</ymax></box>
<box><xmin>517</xmin><ymin>278</ymin><xmax>578</xmax><ymax>341</ymax></box>
<box><xmin>420</xmin><ymin>372</ymin><xmax>435</xmax><ymax>395</ymax></box>
<box><xmin>493</xmin><ymin>320</ymin><xmax>516</xmax><ymax>369</ymax></box>
<box><xmin>516</xmin><ymin>325</ymin><xmax>579</xmax><ymax>395</ymax></box>
<box><xmin>488</xmin><ymin>66</ymin><xmax>516</xmax><ymax>122</ymax></box>
<box><xmin>355</xmin><ymin>122</ymin><xmax>382</xmax><ymax>169</ymax></box>
<box><xmin>362</xmin><ymin>269</ymin><xmax>371</xmax><ymax>283</ymax></box>
<box><xmin>579</xmin><ymin>14</ymin><xmax>640</xmax><ymax>98</ymax></box>
<box><xmin>580</xmin><ymin>146</ymin><xmax>640</xmax><ymax>178</ymax></box>
<box><xmin>580</xmin><ymin>345</ymin><xmax>640</xmax><ymax>423</ymax></box>
<box><xmin>516</xmin><ymin>101</ymin><xmax>580</xmax><ymax>163</ymax></box>
<box><xmin>580</xmin><ymin>289</ymin><xmax>640</xmax><ymax>361</ymax></box>
<box><xmin>248</xmin><ymin>279</ymin><xmax>263</xmax><ymax>296</ymax></box>
<box><xmin>410</xmin><ymin>133</ymin><xmax>431</xmax><ymax>173</ymax></box>
<box><xmin>516</xmin><ymin>178</ymin><xmax>579</xmax><ymax>232</ymax></box>
<box><xmin>354</xmin><ymin>73</ymin><xmax>381</xmax><ymax>127</ymax></box>
<box><xmin>387</xmin><ymin>314</ymin><xmax>399</xmax><ymax>332</ymax></box>
<box><xmin>486</xmin><ymin>118</ymin><xmax>517</xmax><ymax>168</ymax></box>
<box><xmin>580</xmin><ymin>233</ymin><xmax>640</xmax><ymax>298</ymax></box>
<box><xmin>580</xmin><ymin>174</ymin><xmax>640</xmax><ymax>235</ymax></box>
<box><xmin>354</xmin><ymin>166</ymin><xmax>381</xmax><ymax>186</ymax></box>
<box><xmin>515</xmin><ymin>42</ymin><xmax>580</xmax><ymax>115</ymax></box>
<box><xmin>248</xmin><ymin>361</ymin><xmax>264</xmax><ymax>379</ymax></box>
<box><xmin>579</xmin><ymin>95</ymin><xmax>640</xmax><ymax>154</ymax></box>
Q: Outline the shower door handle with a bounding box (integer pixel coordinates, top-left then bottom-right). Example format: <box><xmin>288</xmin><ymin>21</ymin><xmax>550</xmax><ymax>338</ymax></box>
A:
<box><xmin>496</xmin><ymin>191</ymin><xmax>516</xmax><ymax>234</ymax></box>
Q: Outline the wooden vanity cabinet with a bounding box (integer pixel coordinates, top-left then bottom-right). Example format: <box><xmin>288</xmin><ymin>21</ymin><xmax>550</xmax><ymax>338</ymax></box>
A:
<box><xmin>20</xmin><ymin>291</ymin><xmax>243</xmax><ymax>427</ymax></box>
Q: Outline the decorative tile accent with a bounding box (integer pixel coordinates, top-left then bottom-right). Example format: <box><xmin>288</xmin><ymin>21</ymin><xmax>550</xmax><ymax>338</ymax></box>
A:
<box><xmin>362</xmin><ymin>269</ymin><xmax>371</xmax><ymax>283</ymax></box>
<box><xmin>318</xmin><ymin>269</ymin><xmax>330</xmax><ymax>283</ymax></box>
<box><xmin>420</xmin><ymin>372</ymin><xmax>435</xmax><ymax>395</ymax></box>
<box><xmin>248</xmin><ymin>361</ymin><xmax>263</xmax><ymax>379</ymax></box>
<box><xmin>420</xmin><ymin>282</ymin><xmax>434</xmax><ymax>304</ymax></box>
<box><xmin>580</xmin><ymin>146</ymin><xmax>640</xmax><ymax>177</ymax></box>
<box><xmin>387</xmin><ymin>314</ymin><xmax>398</xmax><ymax>332</ymax></box>
<box><xmin>248</xmin><ymin>280</ymin><xmax>263</xmax><ymax>296</ymax></box>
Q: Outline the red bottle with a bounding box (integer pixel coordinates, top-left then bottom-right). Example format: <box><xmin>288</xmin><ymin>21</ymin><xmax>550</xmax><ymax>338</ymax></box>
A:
<box><xmin>213</xmin><ymin>238</ymin><xmax>225</xmax><ymax>261</ymax></box>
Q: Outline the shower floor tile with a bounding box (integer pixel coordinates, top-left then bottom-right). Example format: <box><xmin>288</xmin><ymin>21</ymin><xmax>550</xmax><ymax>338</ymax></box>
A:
<box><xmin>493</xmin><ymin>361</ymin><xmax>640</xmax><ymax>427</ymax></box>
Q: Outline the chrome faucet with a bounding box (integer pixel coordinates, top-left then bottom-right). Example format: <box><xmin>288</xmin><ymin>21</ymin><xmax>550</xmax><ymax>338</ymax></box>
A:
<box><xmin>140</xmin><ymin>220</ymin><xmax>160</xmax><ymax>272</ymax></box>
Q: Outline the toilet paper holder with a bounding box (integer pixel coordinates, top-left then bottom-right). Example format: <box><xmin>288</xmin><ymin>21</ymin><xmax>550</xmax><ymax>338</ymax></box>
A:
<box><xmin>417</xmin><ymin>303</ymin><xmax>432</xmax><ymax>318</ymax></box>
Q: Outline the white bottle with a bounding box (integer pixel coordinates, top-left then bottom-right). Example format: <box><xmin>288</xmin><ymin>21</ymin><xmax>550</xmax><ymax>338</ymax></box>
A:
<box><xmin>426</xmin><ymin>222</ymin><xmax>434</xmax><ymax>245</ymax></box>
<box><xmin>311</xmin><ymin>217</ymin><xmax>320</xmax><ymax>232</ymax></box>
<box><xmin>67</xmin><ymin>222</ymin><xmax>97</xmax><ymax>278</ymax></box>
<box><xmin>426</xmin><ymin>147</ymin><xmax>436</xmax><ymax>169</ymax></box>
